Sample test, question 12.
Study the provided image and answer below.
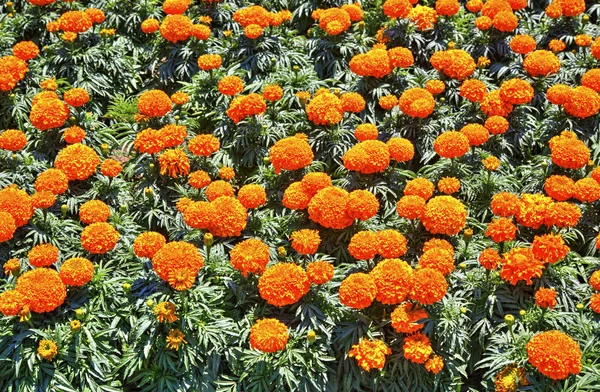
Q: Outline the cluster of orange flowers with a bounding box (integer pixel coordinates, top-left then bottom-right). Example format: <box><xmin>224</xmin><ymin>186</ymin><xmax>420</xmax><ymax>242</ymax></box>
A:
<box><xmin>312</xmin><ymin>4</ymin><xmax>363</xmax><ymax>36</ymax></box>
<box><xmin>382</xmin><ymin>0</ymin><xmax>438</xmax><ymax>31</ymax></box>
<box><xmin>350</xmin><ymin>44</ymin><xmax>413</xmax><ymax>79</ymax></box>
<box><xmin>46</xmin><ymin>9</ymin><xmax>105</xmax><ymax>41</ymax></box>
<box><xmin>233</xmin><ymin>5</ymin><xmax>292</xmax><ymax>39</ymax></box>
<box><xmin>141</xmin><ymin>0</ymin><xmax>214</xmax><ymax>43</ymax></box>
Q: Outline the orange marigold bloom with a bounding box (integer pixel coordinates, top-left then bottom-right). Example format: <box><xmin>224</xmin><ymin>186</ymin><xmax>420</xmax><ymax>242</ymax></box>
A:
<box><xmin>481</xmin><ymin>0</ymin><xmax>512</xmax><ymax>18</ymax></box>
<box><xmin>183</xmin><ymin>201</ymin><xmax>214</xmax><ymax>229</ymax></box>
<box><xmin>403</xmin><ymin>332</ymin><xmax>433</xmax><ymax>364</ymax></box>
<box><xmin>544</xmin><ymin>175</ymin><xmax>574</xmax><ymax>201</ymax></box>
<box><xmin>346</xmin><ymin>189</ymin><xmax>379</xmax><ymax>221</ymax></box>
<box><xmin>409</xmin><ymin>5</ymin><xmax>438</xmax><ymax>30</ymax></box>
<box><xmin>582</xmin><ymin>69</ymin><xmax>600</xmax><ymax>93</ymax></box>
<box><xmin>483</xmin><ymin>156</ymin><xmax>501</xmax><ymax>171</ymax></box>
<box><xmin>162</xmin><ymin>0</ymin><xmax>190</xmax><ymax>14</ymax></box>
<box><xmin>516</xmin><ymin>193</ymin><xmax>553</xmax><ymax>229</ymax></box>
<box><xmin>523</xmin><ymin>50</ymin><xmax>560</xmax><ymax>77</ymax></box>
<box><xmin>0</xmin><ymin>186</ymin><xmax>34</xmax><ymax>227</ymax></box>
<box><xmin>459</xmin><ymin>79</ymin><xmax>488</xmax><ymax>102</ymax></box>
<box><xmin>510</xmin><ymin>34</ymin><xmax>537</xmax><ymax>54</ymax></box>
<box><xmin>197</xmin><ymin>54</ymin><xmax>222</xmax><ymax>71</ymax></box>
<box><xmin>430</xmin><ymin>50</ymin><xmax>476</xmax><ymax>80</ymax></box>
<box><xmin>81</xmin><ymin>222</ymin><xmax>119</xmax><ymax>254</ymax></box>
<box><xmin>306</xmin><ymin>261</ymin><xmax>334</xmax><ymax>284</ymax></box>
<box><xmin>305</xmin><ymin>91</ymin><xmax>344</xmax><ymax>125</ymax></box>
<box><xmin>492</xmin><ymin>11</ymin><xmax>518</xmax><ymax>32</ymax></box>
<box><xmin>544</xmin><ymin>202</ymin><xmax>580</xmax><ymax>228</ymax></box>
<box><xmin>230</xmin><ymin>238</ymin><xmax>270</xmax><ymax>277</ymax></box>
<box><xmin>479</xmin><ymin>248</ymin><xmax>502</xmax><ymax>270</ymax></box>
<box><xmin>575</xmin><ymin>34</ymin><xmax>592</xmax><ymax>47</ymax></box>
<box><xmin>460</xmin><ymin>124</ymin><xmax>489</xmax><ymax>146</ymax></box>
<box><xmin>490</xmin><ymin>192</ymin><xmax>521</xmax><ymax>217</ymax></box>
<box><xmin>590</xmin><ymin>293</ymin><xmax>600</xmax><ymax>314</ymax></box>
<box><xmin>188</xmin><ymin>134</ymin><xmax>220</xmax><ymax>156</ymax></box>
<box><xmin>437</xmin><ymin>177</ymin><xmax>460</xmax><ymax>195</ymax></box>
<box><xmin>100</xmin><ymin>159</ymin><xmax>122</xmax><ymax>178</ymax></box>
<box><xmin>466</xmin><ymin>0</ymin><xmax>483</xmax><ymax>12</ymax></box>
<box><xmin>158</xmin><ymin>149</ymin><xmax>190</xmax><ymax>178</ymax></box>
<box><xmin>425</xmin><ymin>355</ymin><xmax>445</xmax><ymax>374</ymax></box>
<box><xmin>563</xmin><ymin>86</ymin><xmax>600</xmax><ymax>119</ymax></box>
<box><xmin>379</xmin><ymin>95</ymin><xmax>398</xmax><ymax>110</ymax></box>
<box><xmin>425</xmin><ymin>79</ymin><xmax>445</xmax><ymax>95</ymax></box>
<box><xmin>377</xmin><ymin>230</ymin><xmax>407</xmax><ymax>258</ymax></box>
<box><xmin>27</xmin><ymin>243</ymin><xmax>58</xmax><ymax>268</ymax></box>
<box><xmin>590</xmin><ymin>270</ymin><xmax>600</xmax><ymax>290</ymax></box>
<box><xmin>31</xmin><ymin>191</ymin><xmax>55</xmax><ymax>209</ymax></box>
<box><xmin>474</xmin><ymin>16</ymin><xmax>492</xmax><ymax>30</ymax></box>
<box><xmin>387</xmin><ymin>137</ymin><xmax>414</xmax><ymax>162</ymax></box>
<box><xmin>526</xmin><ymin>330</ymin><xmax>582</xmax><ymax>380</ymax></box>
<box><xmin>396</xmin><ymin>195</ymin><xmax>426</xmax><ymax>220</ymax></box>
<box><xmin>422</xmin><ymin>196</ymin><xmax>467</xmax><ymax>236</ymax></box>
<box><xmin>548</xmin><ymin>39</ymin><xmax>566</xmax><ymax>53</ymax></box>
<box><xmin>35</xmin><ymin>169</ymin><xmax>69</xmax><ymax>195</ymax></box>
<box><xmin>573</xmin><ymin>178</ymin><xmax>600</xmax><ymax>203</ymax></box>
<box><xmin>59</xmin><ymin>257</ymin><xmax>94</xmax><ymax>287</ymax></box>
<box><xmin>300</xmin><ymin>172</ymin><xmax>332</xmax><ymax>196</ymax></box>
<box><xmin>79</xmin><ymin>200</ymin><xmax>110</xmax><ymax>224</ymax></box>
<box><xmin>308</xmin><ymin>186</ymin><xmax>354</xmax><ymax>229</ymax></box>
<box><xmin>404</xmin><ymin>178</ymin><xmax>434</xmax><ymax>200</ymax></box>
<box><xmin>535</xmin><ymin>287</ymin><xmax>557</xmax><ymax>309</ymax></box>
<box><xmin>398</xmin><ymin>87</ymin><xmax>435</xmax><ymax>118</ymax></box>
<box><xmin>226</xmin><ymin>93</ymin><xmax>266</xmax><ymax>123</ymax></box>
<box><xmin>339</xmin><ymin>272</ymin><xmax>378</xmax><ymax>309</ymax></box>
<box><xmin>318</xmin><ymin>8</ymin><xmax>352</xmax><ymax>35</ymax></box>
<box><xmin>263</xmin><ymin>85</ymin><xmax>283</xmax><ymax>102</ymax></box>
<box><xmin>63</xmin><ymin>88</ymin><xmax>89</xmax><ymax>107</ymax></box>
<box><xmin>57</xmin><ymin>11</ymin><xmax>93</xmax><ymax>33</ymax></box>
<box><xmin>348</xmin><ymin>231</ymin><xmax>380</xmax><ymax>260</ymax></box>
<box><xmin>159</xmin><ymin>14</ymin><xmax>193</xmax><ymax>43</ymax></box>
<box><xmin>141</xmin><ymin>18</ymin><xmax>160</xmax><ymax>33</ymax></box>
<box><xmin>0</xmin><ymin>290</ymin><xmax>26</xmax><ymax>317</ymax></box>
<box><xmin>391</xmin><ymin>302</ymin><xmax>427</xmax><ymax>333</ymax></box>
<box><xmin>29</xmin><ymin>98</ymin><xmax>70</xmax><ymax>131</ymax></box>
<box><xmin>409</xmin><ymin>267</ymin><xmax>447</xmax><ymax>305</ymax></box>
<box><xmin>208</xmin><ymin>196</ymin><xmax>248</xmax><ymax>237</ymax></box>
<box><xmin>152</xmin><ymin>241</ymin><xmax>203</xmax><ymax>284</ymax></box>
<box><xmin>168</xmin><ymin>267</ymin><xmax>196</xmax><ymax>291</ymax></box>
<box><xmin>340</xmin><ymin>92</ymin><xmax>366</xmax><ymax>113</ymax></box>
<box><xmin>282</xmin><ymin>182</ymin><xmax>312</xmax><ymax>210</ymax></box>
<box><xmin>84</xmin><ymin>8</ymin><xmax>105</xmax><ymax>23</ymax></box>
<box><xmin>218</xmin><ymin>166</ymin><xmax>235</xmax><ymax>181</ymax></box>
<box><xmin>138</xmin><ymin>90</ymin><xmax>172</xmax><ymax>117</ymax></box>
<box><xmin>134</xmin><ymin>128</ymin><xmax>163</xmax><ymax>154</ymax></box>
<box><xmin>238</xmin><ymin>184</ymin><xmax>266</xmax><ymax>209</ymax></box>
<box><xmin>63</xmin><ymin>126</ymin><xmax>86</xmax><ymax>144</ymax></box>
<box><xmin>371</xmin><ymin>259</ymin><xmax>414</xmax><ymax>305</ymax></box>
<box><xmin>0</xmin><ymin>129</ymin><xmax>27</xmax><ymax>151</ymax></box>
<box><xmin>353</xmin><ymin>124</ymin><xmax>378</xmax><ymax>142</ymax></box>
<box><xmin>419</xmin><ymin>248</ymin><xmax>455</xmax><ymax>276</ymax></box>
<box><xmin>592</xmin><ymin>38</ymin><xmax>600</xmax><ymax>61</ymax></box>
<box><xmin>250</xmin><ymin>318</ymin><xmax>289</xmax><ymax>353</ymax></box>
<box><xmin>159</xmin><ymin>124</ymin><xmax>187</xmax><ymax>148</ymax></box>
<box><xmin>423</xmin><ymin>238</ymin><xmax>454</xmax><ymax>254</ymax></box>
<box><xmin>258</xmin><ymin>263</ymin><xmax>310</xmax><ymax>306</ymax></box>
<box><xmin>134</xmin><ymin>232</ymin><xmax>166</xmax><ymax>259</ymax></box>
<box><xmin>3</xmin><ymin>258</ymin><xmax>20</xmax><ymax>276</ymax></box>
<box><xmin>500</xmin><ymin>247</ymin><xmax>544</xmax><ymax>285</ymax></box>
<box><xmin>435</xmin><ymin>0</ymin><xmax>459</xmax><ymax>16</ymax></box>
<box><xmin>532</xmin><ymin>233</ymin><xmax>569</xmax><ymax>264</ymax></box>
<box><xmin>383</xmin><ymin>0</ymin><xmax>412</xmax><ymax>18</ymax></box>
<box><xmin>154</xmin><ymin>301</ymin><xmax>177</xmax><ymax>323</ymax></box>
<box><xmin>388</xmin><ymin>47</ymin><xmax>414</xmax><ymax>68</ymax></box>
<box><xmin>290</xmin><ymin>229</ymin><xmax>320</xmax><ymax>255</ymax></box>
<box><xmin>348</xmin><ymin>338</ymin><xmax>391</xmax><ymax>371</ymax></box>
<box><xmin>484</xmin><ymin>116</ymin><xmax>509</xmax><ymax>135</ymax></box>
<box><xmin>499</xmin><ymin>79</ymin><xmax>534</xmax><ymax>105</ymax></box>
<box><xmin>343</xmin><ymin>140</ymin><xmax>391</xmax><ymax>175</ymax></box>
<box><xmin>480</xmin><ymin>90</ymin><xmax>513</xmax><ymax>117</ymax></box>
<box><xmin>485</xmin><ymin>217</ymin><xmax>517</xmax><ymax>243</ymax></box>
<box><xmin>349</xmin><ymin>48</ymin><xmax>393</xmax><ymax>78</ymax></box>
<box><xmin>270</xmin><ymin>135</ymin><xmax>314</xmax><ymax>174</ymax></box>
<box><xmin>170</xmin><ymin>92</ymin><xmax>190</xmax><ymax>106</ymax></box>
<box><xmin>218</xmin><ymin>75</ymin><xmax>244</xmax><ymax>96</ymax></box>
<box><xmin>557</xmin><ymin>0</ymin><xmax>585</xmax><ymax>17</ymax></box>
<box><xmin>433</xmin><ymin>131</ymin><xmax>470</xmax><ymax>159</ymax></box>
<box><xmin>12</xmin><ymin>41</ymin><xmax>39</xmax><ymax>61</ymax></box>
<box><xmin>15</xmin><ymin>268</ymin><xmax>66</xmax><ymax>313</ymax></box>
<box><xmin>546</xmin><ymin>84</ymin><xmax>571</xmax><ymax>105</ymax></box>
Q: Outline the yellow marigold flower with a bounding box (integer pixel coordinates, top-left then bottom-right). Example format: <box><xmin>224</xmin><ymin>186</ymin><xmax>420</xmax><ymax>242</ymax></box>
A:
<box><xmin>38</xmin><ymin>340</ymin><xmax>58</xmax><ymax>361</ymax></box>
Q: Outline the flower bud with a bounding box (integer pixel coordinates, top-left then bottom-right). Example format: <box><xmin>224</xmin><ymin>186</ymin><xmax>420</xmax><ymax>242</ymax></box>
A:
<box><xmin>101</xmin><ymin>143</ymin><xmax>109</xmax><ymax>154</ymax></box>
<box><xmin>448</xmin><ymin>42</ymin><xmax>456</xmax><ymax>49</ymax></box>
<box><xmin>504</xmin><ymin>314</ymin><xmax>514</xmax><ymax>326</ymax></box>
<box><xmin>204</xmin><ymin>233</ymin><xmax>214</xmax><ymax>247</ymax></box>
<box><xmin>70</xmin><ymin>116</ymin><xmax>76</xmax><ymax>121</ymax></box>
<box><xmin>307</xmin><ymin>330</ymin><xmax>316</xmax><ymax>343</ymax></box>
<box><xmin>460</xmin><ymin>307</ymin><xmax>468</xmax><ymax>314</ymax></box>
<box><xmin>277</xmin><ymin>246</ymin><xmax>287</xmax><ymax>259</ymax></box>
<box><xmin>463</xmin><ymin>228</ymin><xmax>473</xmax><ymax>241</ymax></box>
<box><xmin>122</xmin><ymin>282</ymin><xmax>131</xmax><ymax>292</ymax></box>
<box><xmin>120</xmin><ymin>204</ymin><xmax>127</xmax><ymax>213</ymax></box>
<box><xmin>61</xmin><ymin>204</ymin><xmax>69</xmax><ymax>216</ymax></box>
<box><xmin>70</xmin><ymin>320</ymin><xmax>81</xmax><ymax>331</ymax></box>
<box><xmin>583</xmin><ymin>14</ymin><xmax>589</xmax><ymax>22</ymax></box>
<box><xmin>293</xmin><ymin>65</ymin><xmax>300</xmax><ymax>72</ymax></box>
<box><xmin>75</xmin><ymin>308</ymin><xmax>84</xmax><ymax>319</ymax></box>
<box><xmin>440</xmin><ymin>97</ymin><xmax>445</xmax><ymax>102</ymax></box>
<box><xmin>576</xmin><ymin>303</ymin><xmax>584</xmax><ymax>310</ymax></box>
<box><xmin>458</xmin><ymin>263</ymin><xmax>467</xmax><ymax>270</ymax></box>
<box><xmin>263</xmin><ymin>156</ymin><xmax>270</xmax><ymax>164</ymax></box>
<box><xmin>174</xmin><ymin>115</ymin><xmax>180</xmax><ymax>121</ymax></box>
<box><xmin>146</xmin><ymin>299</ymin><xmax>154</xmax><ymax>308</ymax></box>
<box><xmin>144</xmin><ymin>187</ymin><xmax>153</xmax><ymax>196</ymax></box>
<box><xmin>540</xmin><ymin>160</ymin><xmax>548</xmax><ymax>168</ymax></box>
<box><xmin>149</xmin><ymin>163</ymin><xmax>155</xmax><ymax>170</ymax></box>
<box><xmin>519</xmin><ymin>309</ymin><xmax>526</xmax><ymax>316</ymax></box>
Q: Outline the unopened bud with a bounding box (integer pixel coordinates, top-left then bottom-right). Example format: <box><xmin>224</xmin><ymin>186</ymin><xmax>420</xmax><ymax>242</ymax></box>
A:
<box><xmin>576</xmin><ymin>303</ymin><xmax>584</xmax><ymax>310</ymax></box>
<box><xmin>263</xmin><ymin>156</ymin><xmax>270</xmax><ymax>164</ymax></box>
<box><xmin>70</xmin><ymin>320</ymin><xmax>81</xmax><ymax>331</ymax></box>
<box><xmin>463</xmin><ymin>228</ymin><xmax>473</xmax><ymax>241</ymax></box>
<box><xmin>204</xmin><ymin>233</ymin><xmax>214</xmax><ymax>247</ymax></box>
<box><xmin>120</xmin><ymin>204</ymin><xmax>127</xmax><ymax>213</ymax></box>
<box><xmin>447</xmin><ymin>42</ymin><xmax>456</xmax><ymax>49</ymax></box>
<box><xmin>101</xmin><ymin>143</ymin><xmax>109</xmax><ymax>154</ymax></box>
<box><xmin>458</xmin><ymin>263</ymin><xmax>467</xmax><ymax>270</ymax></box>
<box><xmin>75</xmin><ymin>308</ymin><xmax>84</xmax><ymax>319</ymax></box>
<box><xmin>460</xmin><ymin>307</ymin><xmax>467</xmax><ymax>314</ymax></box>
<box><xmin>519</xmin><ymin>309</ymin><xmax>526</xmax><ymax>316</ymax></box>
<box><xmin>122</xmin><ymin>282</ymin><xmax>131</xmax><ymax>292</ymax></box>
<box><xmin>144</xmin><ymin>187</ymin><xmax>153</xmax><ymax>196</ymax></box>
<box><xmin>307</xmin><ymin>330</ymin><xmax>316</xmax><ymax>343</ymax></box>
<box><xmin>277</xmin><ymin>246</ymin><xmax>287</xmax><ymax>259</ymax></box>
<box><xmin>146</xmin><ymin>299</ymin><xmax>154</xmax><ymax>307</ymax></box>
<box><xmin>61</xmin><ymin>204</ymin><xmax>68</xmax><ymax>215</ymax></box>
<box><xmin>504</xmin><ymin>314</ymin><xmax>515</xmax><ymax>326</ymax></box>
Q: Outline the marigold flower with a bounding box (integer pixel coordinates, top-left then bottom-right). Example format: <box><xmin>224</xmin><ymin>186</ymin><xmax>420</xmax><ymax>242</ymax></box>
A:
<box><xmin>480</xmin><ymin>90</ymin><xmax>513</xmax><ymax>117</ymax></box>
<box><xmin>159</xmin><ymin>124</ymin><xmax>187</xmax><ymax>148</ymax></box>
<box><xmin>403</xmin><ymin>332</ymin><xmax>433</xmax><ymax>364</ymax></box>
<box><xmin>544</xmin><ymin>202</ymin><xmax>580</xmax><ymax>228</ymax></box>
<box><xmin>479</xmin><ymin>248</ymin><xmax>501</xmax><ymax>270</ymax></box>
<box><xmin>374</xmin><ymin>230</ymin><xmax>407</xmax><ymax>259</ymax></box>
<box><xmin>459</xmin><ymin>79</ymin><xmax>487</xmax><ymax>102</ymax></box>
<box><xmin>0</xmin><ymin>289</ymin><xmax>26</xmax><ymax>316</ymax></box>
<box><xmin>419</xmin><ymin>248</ymin><xmax>455</xmax><ymax>276</ymax></box>
<box><xmin>474</xmin><ymin>16</ymin><xmax>492</xmax><ymax>30</ymax></box>
<box><xmin>590</xmin><ymin>293</ymin><xmax>600</xmax><ymax>313</ymax></box>
<box><xmin>563</xmin><ymin>86</ymin><xmax>600</xmax><ymax>119</ymax></box>
<box><xmin>16</xmin><ymin>268</ymin><xmax>66</xmax><ymax>313</ymax></box>
<box><xmin>138</xmin><ymin>90</ymin><xmax>172</xmax><ymax>117</ymax></box>
<box><xmin>573</xmin><ymin>178</ymin><xmax>600</xmax><ymax>203</ymax></box>
<box><xmin>169</xmin><ymin>267</ymin><xmax>197</xmax><ymax>292</ymax></box>
<box><xmin>379</xmin><ymin>95</ymin><xmax>398</xmax><ymax>110</ymax></box>
<box><xmin>237</xmin><ymin>184</ymin><xmax>266</xmax><ymax>209</ymax></box>
<box><xmin>383</xmin><ymin>0</ymin><xmax>412</xmax><ymax>18</ymax></box>
<box><xmin>492</xmin><ymin>11</ymin><xmax>518</xmax><ymax>32</ymax></box>
<box><xmin>433</xmin><ymin>131</ymin><xmax>470</xmax><ymax>159</ymax></box>
<box><xmin>421</xmin><ymin>196</ymin><xmax>467</xmax><ymax>236</ymax></box>
<box><xmin>403</xmin><ymin>178</ymin><xmax>434</xmax><ymax>200</ymax></box>
<box><xmin>158</xmin><ymin>149</ymin><xmax>190</xmax><ymax>178</ymax></box>
<box><xmin>3</xmin><ymin>258</ymin><xmax>20</xmax><ymax>276</ymax></box>
<box><xmin>461</xmin><ymin>124</ymin><xmax>490</xmax><ymax>146</ymax></box>
<box><xmin>226</xmin><ymin>93</ymin><xmax>266</xmax><ymax>123</ymax></box>
<box><xmin>38</xmin><ymin>340</ymin><xmax>58</xmax><ymax>361</ymax></box>
<box><xmin>498</xmin><ymin>79</ymin><xmax>534</xmax><ymax>105</ymax></box>
<box><xmin>12</xmin><ymin>41</ymin><xmax>39</xmax><ymax>61</ymax></box>
<box><xmin>134</xmin><ymin>128</ymin><xmax>163</xmax><ymax>154</ymax></box>
<box><xmin>282</xmin><ymin>182</ymin><xmax>312</xmax><ymax>210</ymax></box>
<box><xmin>58</xmin><ymin>10</ymin><xmax>93</xmax><ymax>33</ymax></box>
<box><xmin>64</xmin><ymin>88</ymin><xmax>90</xmax><ymax>107</ymax></box>
<box><xmin>557</xmin><ymin>0</ymin><xmax>585</xmax><ymax>16</ymax></box>
<box><xmin>263</xmin><ymin>85</ymin><xmax>283</xmax><ymax>102</ymax></box>
<box><xmin>348</xmin><ymin>231</ymin><xmax>379</xmax><ymax>260</ymax></box>
<box><xmin>437</xmin><ymin>177</ymin><xmax>460</xmax><ymax>195</ymax></box>
<box><xmin>348</xmin><ymin>338</ymin><xmax>391</xmax><ymax>371</ymax></box>
<box><xmin>396</xmin><ymin>195</ymin><xmax>426</xmax><ymax>219</ymax></box>
<box><xmin>430</xmin><ymin>49</ymin><xmax>476</xmax><ymax>80</ymax></box>
<box><xmin>353</xmin><ymin>124</ymin><xmax>378</xmax><ymax>142</ymax></box>
<box><xmin>340</xmin><ymin>92</ymin><xmax>366</xmax><ymax>113</ymax></box>
<box><xmin>27</xmin><ymin>243</ymin><xmax>58</xmax><ymax>268</ymax></box>
<box><xmin>532</xmin><ymin>233</ymin><xmax>569</xmax><ymax>264</ymax></box>
<box><xmin>483</xmin><ymin>156</ymin><xmax>501</xmax><ymax>171</ymax></box>
<box><xmin>79</xmin><ymin>200</ymin><xmax>110</xmax><ymax>224</ymax></box>
<box><xmin>62</xmin><ymin>126</ymin><xmax>86</xmax><ymax>144</ymax></box>
<box><xmin>343</xmin><ymin>140</ymin><xmax>391</xmax><ymax>175</ymax></box>
<box><xmin>425</xmin><ymin>355</ymin><xmax>445</xmax><ymax>374</ymax></box>
<box><xmin>534</xmin><ymin>287</ymin><xmax>557</xmax><ymax>309</ymax></box>
<box><xmin>289</xmin><ymin>229</ymin><xmax>320</xmax><ymax>255</ymax></box>
<box><xmin>485</xmin><ymin>217</ymin><xmax>517</xmax><ymax>243</ymax></box>
<box><xmin>35</xmin><ymin>169</ymin><xmax>69</xmax><ymax>195</ymax></box>
<box><xmin>308</xmin><ymin>186</ymin><xmax>354</xmax><ymax>229</ymax></box>
<box><xmin>409</xmin><ymin>267</ymin><xmax>447</xmax><ymax>305</ymax></box>
<box><xmin>500</xmin><ymin>247</ymin><xmax>544</xmax><ymax>285</ymax></box>
<box><xmin>250</xmin><ymin>318</ymin><xmax>289</xmax><ymax>353</ymax></box>
<box><xmin>80</xmin><ymin>222</ymin><xmax>119</xmax><ymax>254</ymax></box>
<box><xmin>165</xmin><ymin>329</ymin><xmax>187</xmax><ymax>350</ymax></box>
<box><xmin>387</xmin><ymin>137</ymin><xmax>414</xmax><ymax>162</ymax></box>
<box><xmin>523</xmin><ymin>50</ymin><xmax>560</xmax><ymax>77</ymax></box>
<box><xmin>484</xmin><ymin>116</ymin><xmax>509</xmax><ymax>135</ymax></box>
<box><xmin>0</xmin><ymin>186</ymin><xmax>34</xmax><ymax>227</ymax></box>
<box><xmin>197</xmin><ymin>53</ymin><xmax>222</xmax><ymax>71</ymax></box>
<box><xmin>141</xmin><ymin>19</ymin><xmax>160</xmax><ymax>33</ymax></box>
<box><xmin>339</xmin><ymin>272</ymin><xmax>377</xmax><ymax>309</ymax></box>
<box><xmin>269</xmin><ymin>135</ymin><xmax>314</xmax><ymax>174</ymax></box>
<box><xmin>183</xmin><ymin>201</ymin><xmax>214</xmax><ymax>230</ymax></box>
<box><xmin>526</xmin><ymin>330</ymin><xmax>582</xmax><ymax>380</ymax></box>
<box><xmin>306</xmin><ymin>261</ymin><xmax>334</xmax><ymax>284</ymax></box>
<box><xmin>398</xmin><ymin>87</ymin><xmax>435</xmax><ymax>118</ymax></box>
<box><xmin>162</xmin><ymin>0</ymin><xmax>190</xmax><ymax>14</ymax></box>
<box><xmin>466</xmin><ymin>0</ymin><xmax>483</xmax><ymax>12</ymax></box>
<box><xmin>134</xmin><ymin>232</ymin><xmax>166</xmax><ymax>259</ymax></box>
<box><xmin>208</xmin><ymin>196</ymin><xmax>248</xmax><ymax>237</ymax></box>
<box><xmin>59</xmin><ymin>257</ymin><xmax>94</xmax><ymax>287</ymax></box>
<box><xmin>349</xmin><ymin>48</ymin><xmax>393</xmax><ymax>78</ymax></box>
<box><xmin>152</xmin><ymin>241</ymin><xmax>203</xmax><ymax>285</ymax></box>
<box><xmin>29</xmin><ymin>98</ymin><xmax>70</xmax><ymax>131</ymax></box>
<box><xmin>575</xmin><ymin>34</ymin><xmax>592</xmax><ymax>47</ymax></box>
<box><xmin>544</xmin><ymin>175</ymin><xmax>574</xmax><ymax>201</ymax></box>
<box><xmin>258</xmin><ymin>263</ymin><xmax>310</xmax><ymax>307</ymax></box>
<box><xmin>205</xmin><ymin>180</ymin><xmax>233</xmax><ymax>201</ymax></box>
<box><xmin>154</xmin><ymin>301</ymin><xmax>177</xmax><ymax>323</ymax></box>
<box><xmin>409</xmin><ymin>5</ymin><xmax>438</xmax><ymax>30</ymax></box>
<box><xmin>346</xmin><ymin>190</ymin><xmax>379</xmax><ymax>221</ymax></box>
<box><xmin>388</xmin><ymin>47</ymin><xmax>414</xmax><ymax>69</ymax></box>
<box><xmin>218</xmin><ymin>76</ymin><xmax>244</xmax><ymax>96</ymax></box>
<box><xmin>436</xmin><ymin>0</ymin><xmax>459</xmax><ymax>16</ymax></box>
<box><xmin>188</xmin><ymin>134</ymin><xmax>220</xmax><ymax>156</ymax></box>
<box><xmin>490</xmin><ymin>192</ymin><xmax>520</xmax><ymax>217</ymax></box>
<box><xmin>159</xmin><ymin>14</ymin><xmax>193</xmax><ymax>43</ymax></box>
<box><xmin>305</xmin><ymin>91</ymin><xmax>344</xmax><ymax>125</ymax></box>
<box><xmin>425</xmin><ymin>79</ymin><xmax>445</xmax><ymax>95</ymax></box>
<box><xmin>494</xmin><ymin>364</ymin><xmax>528</xmax><ymax>391</ymax></box>
<box><xmin>391</xmin><ymin>302</ymin><xmax>427</xmax><ymax>333</ymax></box>
<box><xmin>0</xmin><ymin>129</ymin><xmax>27</xmax><ymax>151</ymax></box>
<box><xmin>510</xmin><ymin>34</ymin><xmax>537</xmax><ymax>54</ymax></box>
<box><xmin>516</xmin><ymin>193</ymin><xmax>553</xmax><ymax>229</ymax></box>
<box><xmin>0</xmin><ymin>210</ymin><xmax>16</xmax><ymax>242</ymax></box>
